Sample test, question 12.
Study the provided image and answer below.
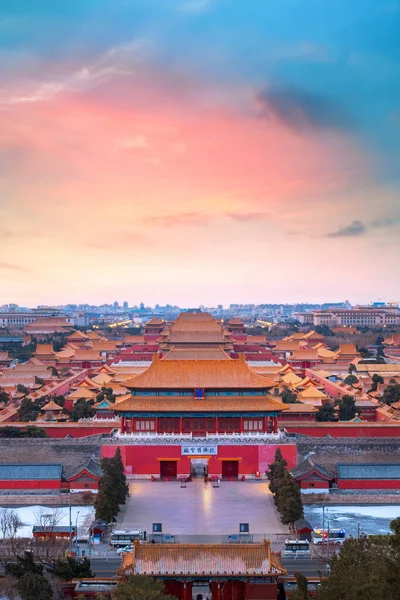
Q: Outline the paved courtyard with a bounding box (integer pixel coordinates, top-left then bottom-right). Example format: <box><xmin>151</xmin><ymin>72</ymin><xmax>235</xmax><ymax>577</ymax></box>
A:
<box><xmin>119</xmin><ymin>479</ymin><xmax>288</xmax><ymax>540</ymax></box>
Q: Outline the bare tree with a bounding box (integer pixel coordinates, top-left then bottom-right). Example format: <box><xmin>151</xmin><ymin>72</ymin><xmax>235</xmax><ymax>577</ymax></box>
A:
<box><xmin>0</xmin><ymin>508</ymin><xmax>23</xmax><ymax>540</ymax></box>
<box><xmin>34</xmin><ymin>507</ymin><xmax>66</xmax><ymax>534</ymax></box>
<box><xmin>32</xmin><ymin>508</ymin><xmax>69</xmax><ymax>564</ymax></box>
<box><xmin>0</xmin><ymin>508</ymin><xmax>25</xmax><ymax>563</ymax></box>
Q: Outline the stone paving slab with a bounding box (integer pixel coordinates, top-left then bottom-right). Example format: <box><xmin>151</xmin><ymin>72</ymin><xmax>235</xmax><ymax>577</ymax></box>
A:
<box><xmin>119</xmin><ymin>479</ymin><xmax>288</xmax><ymax>537</ymax></box>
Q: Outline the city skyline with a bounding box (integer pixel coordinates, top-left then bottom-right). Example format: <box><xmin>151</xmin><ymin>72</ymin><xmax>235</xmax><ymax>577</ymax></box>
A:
<box><xmin>0</xmin><ymin>298</ymin><xmax>390</xmax><ymax>310</ymax></box>
<box><xmin>1</xmin><ymin>1</ymin><xmax>400</xmax><ymax>305</ymax></box>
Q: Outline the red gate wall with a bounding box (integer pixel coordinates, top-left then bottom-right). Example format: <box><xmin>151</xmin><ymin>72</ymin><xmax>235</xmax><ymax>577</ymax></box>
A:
<box><xmin>102</xmin><ymin>444</ymin><xmax>297</xmax><ymax>476</ymax></box>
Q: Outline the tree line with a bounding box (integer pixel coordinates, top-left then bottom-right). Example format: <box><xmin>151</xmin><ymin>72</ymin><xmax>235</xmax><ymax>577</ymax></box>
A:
<box><xmin>291</xmin><ymin>518</ymin><xmax>400</xmax><ymax>600</ymax></box>
<box><xmin>266</xmin><ymin>451</ymin><xmax>400</xmax><ymax>599</ymax></box>
<box><xmin>16</xmin><ymin>384</ymin><xmax>117</xmax><ymax>423</ymax></box>
<box><xmin>0</xmin><ymin>506</ymin><xmax>93</xmax><ymax>600</ymax></box>
<box><xmin>95</xmin><ymin>447</ymin><xmax>129</xmax><ymax>522</ymax></box>
<box><xmin>266</xmin><ymin>449</ymin><xmax>303</xmax><ymax>529</ymax></box>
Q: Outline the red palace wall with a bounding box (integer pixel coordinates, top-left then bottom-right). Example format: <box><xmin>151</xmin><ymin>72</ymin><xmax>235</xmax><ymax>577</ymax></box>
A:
<box><xmin>338</xmin><ymin>479</ymin><xmax>400</xmax><ymax>490</ymax></box>
<box><xmin>2</xmin><ymin>422</ymin><xmax>116</xmax><ymax>438</ymax></box>
<box><xmin>39</xmin><ymin>425</ymin><xmax>115</xmax><ymax>438</ymax></box>
<box><xmin>279</xmin><ymin>414</ymin><xmax>316</xmax><ymax>422</ymax></box>
<box><xmin>0</xmin><ymin>480</ymin><xmax>61</xmax><ymax>490</ymax></box>
<box><xmin>284</xmin><ymin>423</ymin><xmax>400</xmax><ymax>437</ymax></box>
<box><xmin>300</xmin><ymin>480</ymin><xmax>329</xmax><ymax>490</ymax></box>
<box><xmin>69</xmin><ymin>482</ymin><xmax>98</xmax><ymax>490</ymax></box>
<box><xmin>248</xmin><ymin>583</ymin><xmax>277</xmax><ymax>599</ymax></box>
<box><xmin>102</xmin><ymin>444</ymin><xmax>297</xmax><ymax>477</ymax></box>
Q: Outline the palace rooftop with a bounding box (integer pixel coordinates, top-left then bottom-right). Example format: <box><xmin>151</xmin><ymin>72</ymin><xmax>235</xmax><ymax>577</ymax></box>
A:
<box><xmin>124</xmin><ymin>354</ymin><xmax>276</xmax><ymax>389</ymax></box>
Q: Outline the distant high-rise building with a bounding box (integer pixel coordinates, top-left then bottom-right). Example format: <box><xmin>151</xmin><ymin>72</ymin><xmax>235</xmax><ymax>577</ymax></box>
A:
<box><xmin>113</xmin><ymin>301</ymin><xmax>119</xmax><ymax>308</ymax></box>
<box><xmin>123</xmin><ymin>301</ymin><xmax>128</xmax><ymax>309</ymax></box>
<box><xmin>293</xmin><ymin>306</ymin><xmax>400</xmax><ymax>327</ymax></box>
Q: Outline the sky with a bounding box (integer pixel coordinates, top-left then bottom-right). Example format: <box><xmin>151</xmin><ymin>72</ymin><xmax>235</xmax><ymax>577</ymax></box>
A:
<box><xmin>1</xmin><ymin>0</ymin><xmax>400</xmax><ymax>307</ymax></box>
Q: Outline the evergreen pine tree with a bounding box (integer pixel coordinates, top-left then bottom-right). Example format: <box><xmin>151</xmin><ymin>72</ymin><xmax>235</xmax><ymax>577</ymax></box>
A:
<box><xmin>316</xmin><ymin>403</ymin><xmax>336</xmax><ymax>422</ymax></box>
<box><xmin>6</xmin><ymin>551</ymin><xmax>44</xmax><ymax>578</ymax></box>
<box><xmin>276</xmin><ymin>470</ymin><xmax>304</xmax><ymax>528</ymax></box>
<box><xmin>266</xmin><ymin>449</ymin><xmax>287</xmax><ymax>495</ymax></box>
<box><xmin>338</xmin><ymin>395</ymin><xmax>356</xmax><ymax>421</ymax></box>
<box><xmin>290</xmin><ymin>571</ymin><xmax>310</xmax><ymax>600</ymax></box>
<box><xmin>6</xmin><ymin>552</ymin><xmax>52</xmax><ymax>600</ymax></box>
<box><xmin>94</xmin><ymin>473</ymin><xmax>119</xmax><ymax>522</ymax></box>
<box><xmin>17</xmin><ymin>572</ymin><xmax>53</xmax><ymax>600</ymax></box>
<box><xmin>318</xmin><ymin>537</ymin><xmax>391</xmax><ymax>600</ymax></box>
<box><xmin>111</xmin><ymin>447</ymin><xmax>129</xmax><ymax>504</ymax></box>
<box><xmin>111</xmin><ymin>575</ymin><xmax>176</xmax><ymax>600</ymax></box>
<box><xmin>101</xmin><ymin>448</ymin><xmax>128</xmax><ymax>505</ymax></box>
<box><xmin>48</xmin><ymin>556</ymin><xmax>93</xmax><ymax>580</ymax></box>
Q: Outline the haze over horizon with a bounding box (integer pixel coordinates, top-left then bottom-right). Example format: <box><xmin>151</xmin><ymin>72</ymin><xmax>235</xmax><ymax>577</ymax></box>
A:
<box><xmin>1</xmin><ymin>1</ymin><xmax>399</xmax><ymax>306</ymax></box>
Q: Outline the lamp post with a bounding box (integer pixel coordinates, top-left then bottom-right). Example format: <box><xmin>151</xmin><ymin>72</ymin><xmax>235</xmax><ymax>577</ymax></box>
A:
<box><xmin>75</xmin><ymin>511</ymin><xmax>80</xmax><ymax>558</ymax></box>
<box><xmin>68</xmin><ymin>492</ymin><xmax>72</xmax><ymax>555</ymax></box>
<box><xmin>88</xmin><ymin>522</ymin><xmax>94</xmax><ymax>557</ymax></box>
<box><xmin>326</xmin><ymin>512</ymin><xmax>330</xmax><ymax>577</ymax></box>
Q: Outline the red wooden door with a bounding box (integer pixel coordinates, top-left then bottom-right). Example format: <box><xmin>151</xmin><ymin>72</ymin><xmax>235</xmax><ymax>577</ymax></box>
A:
<box><xmin>160</xmin><ymin>461</ymin><xmax>177</xmax><ymax>478</ymax></box>
<box><xmin>222</xmin><ymin>460</ymin><xmax>239</xmax><ymax>479</ymax></box>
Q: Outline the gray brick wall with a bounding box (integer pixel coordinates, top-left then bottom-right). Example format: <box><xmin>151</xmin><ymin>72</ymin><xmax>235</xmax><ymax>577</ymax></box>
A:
<box><xmin>0</xmin><ymin>438</ymin><xmax>101</xmax><ymax>470</ymax></box>
<box><xmin>297</xmin><ymin>437</ymin><xmax>400</xmax><ymax>470</ymax></box>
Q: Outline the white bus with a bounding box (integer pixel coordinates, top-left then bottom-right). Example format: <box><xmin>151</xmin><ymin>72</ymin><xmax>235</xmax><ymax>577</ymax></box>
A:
<box><xmin>283</xmin><ymin>539</ymin><xmax>311</xmax><ymax>557</ymax></box>
<box><xmin>110</xmin><ymin>529</ymin><xmax>143</xmax><ymax>547</ymax></box>
<box><xmin>312</xmin><ymin>528</ymin><xmax>346</xmax><ymax>545</ymax></box>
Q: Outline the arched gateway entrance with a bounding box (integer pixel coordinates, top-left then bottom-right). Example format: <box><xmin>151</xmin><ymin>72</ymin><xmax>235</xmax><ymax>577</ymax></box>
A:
<box><xmin>190</xmin><ymin>458</ymin><xmax>209</xmax><ymax>478</ymax></box>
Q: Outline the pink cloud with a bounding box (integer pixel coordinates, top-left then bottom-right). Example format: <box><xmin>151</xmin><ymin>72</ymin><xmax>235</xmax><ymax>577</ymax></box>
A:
<box><xmin>0</xmin><ymin>262</ymin><xmax>29</xmax><ymax>273</ymax></box>
<box><xmin>0</xmin><ymin>58</ymin><xmax>385</xmax><ymax>304</ymax></box>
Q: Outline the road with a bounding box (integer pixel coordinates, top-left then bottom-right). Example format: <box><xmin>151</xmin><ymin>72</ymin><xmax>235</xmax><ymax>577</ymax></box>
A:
<box><xmin>91</xmin><ymin>557</ymin><xmax>122</xmax><ymax>577</ymax></box>
<box><xmin>90</xmin><ymin>557</ymin><xmax>328</xmax><ymax>578</ymax></box>
<box><xmin>281</xmin><ymin>557</ymin><xmax>328</xmax><ymax>577</ymax></box>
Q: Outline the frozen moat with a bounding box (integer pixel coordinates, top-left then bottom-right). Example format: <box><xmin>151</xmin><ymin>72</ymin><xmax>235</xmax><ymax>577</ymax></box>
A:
<box><xmin>305</xmin><ymin>504</ymin><xmax>400</xmax><ymax>537</ymax></box>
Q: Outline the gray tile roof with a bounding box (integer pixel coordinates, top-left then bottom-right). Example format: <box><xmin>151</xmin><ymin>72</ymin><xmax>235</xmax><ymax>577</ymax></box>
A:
<box><xmin>64</xmin><ymin>458</ymin><xmax>102</xmax><ymax>480</ymax></box>
<box><xmin>0</xmin><ymin>463</ymin><xmax>62</xmax><ymax>480</ymax></box>
<box><xmin>291</xmin><ymin>458</ymin><xmax>333</xmax><ymax>480</ymax></box>
<box><xmin>295</xmin><ymin>518</ymin><xmax>313</xmax><ymax>532</ymax></box>
<box><xmin>337</xmin><ymin>463</ymin><xmax>400</xmax><ymax>480</ymax></box>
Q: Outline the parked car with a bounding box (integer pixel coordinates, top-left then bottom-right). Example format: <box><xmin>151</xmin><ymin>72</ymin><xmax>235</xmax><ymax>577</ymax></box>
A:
<box><xmin>117</xmin><ymin>544</ymin><xmax>133</xmax><ymax>554</ymax></box>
